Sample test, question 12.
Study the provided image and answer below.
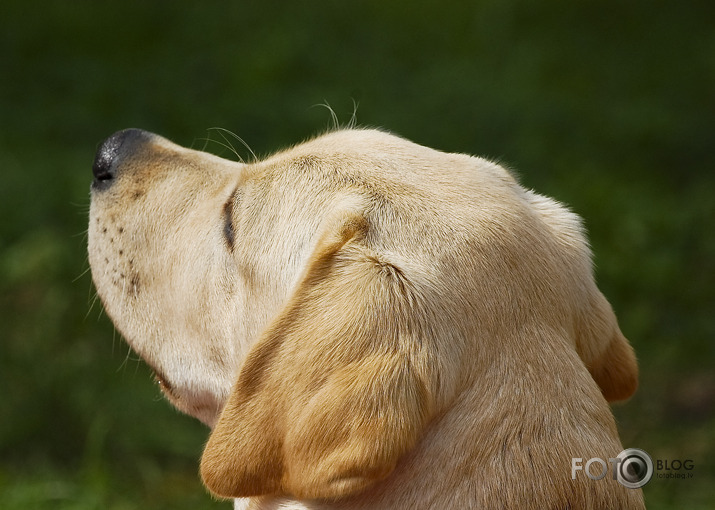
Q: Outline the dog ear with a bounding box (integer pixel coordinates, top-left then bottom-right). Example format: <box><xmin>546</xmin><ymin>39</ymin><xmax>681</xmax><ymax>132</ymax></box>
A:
<box><xmin>576</xmin><ymin>289</ymin><xmax>638</xmax><ymax>402</ymax></box>
<box><xmin>200</xmin><ymin>209</ymin><xmax>437</xmax><ymax>500</ymax></box>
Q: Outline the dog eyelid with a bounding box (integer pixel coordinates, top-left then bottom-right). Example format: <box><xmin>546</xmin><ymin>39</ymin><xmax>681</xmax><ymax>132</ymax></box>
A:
<box><xmin>222</xmin><ymin>194</ymin><xmax>236</xmax><ymax>251</ymax></box>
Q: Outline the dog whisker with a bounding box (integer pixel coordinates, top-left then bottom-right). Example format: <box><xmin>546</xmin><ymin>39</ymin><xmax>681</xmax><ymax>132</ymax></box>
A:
<box><xmin>210</xmin><ymin>127</ymin><xmax>258</xmax><ymax>162</ymax></box>
<box><xmin>73</xmin><ymin>264</ymin><xmax>92</xmax><ymax>283</ymax></box>
<box><xmin>347</xmin><ymin>98</ymin><xmax>360</xmax><ymax>129</ymax></box>
<box><xmin>311</xmin><ymin>101</ymin><xmax>340</xmax><ymax>131</ymax></box>
<box><xmin>196</xmin><ymin>136</ymin><xmax>244</xmax><ymax>163</ymax></box>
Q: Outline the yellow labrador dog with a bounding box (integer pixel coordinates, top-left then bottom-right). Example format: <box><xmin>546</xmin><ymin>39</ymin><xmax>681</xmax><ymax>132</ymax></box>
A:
<box><xmin>88</xmin><ymin>128</ymin><xmax>643</xmax><ymax>509</ymax></box>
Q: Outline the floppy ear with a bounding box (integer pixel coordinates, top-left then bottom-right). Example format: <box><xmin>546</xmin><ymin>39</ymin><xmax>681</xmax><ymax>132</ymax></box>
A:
<box><xmin>200</xmin><ymin>209</ymin><xmax>437</xmax><ymax>500</ymax></box>
<box><xmin>576</xmin><ymin>289</ymin><xmax>638</xmax><ymax>402</ymax></box>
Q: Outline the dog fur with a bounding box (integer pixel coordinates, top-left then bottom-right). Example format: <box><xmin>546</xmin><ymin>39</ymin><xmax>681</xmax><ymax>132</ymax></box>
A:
<box><xmin>88</xmin><ymin>128</ymin><xmax>643</xmax><ymax>509</ymax></box>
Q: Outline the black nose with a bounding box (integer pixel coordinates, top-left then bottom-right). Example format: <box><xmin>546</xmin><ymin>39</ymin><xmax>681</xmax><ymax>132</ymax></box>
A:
<box><xmin>92</xmin><ymin>128</ymin><xmax>152</xmax><ymax>187</ymax></box>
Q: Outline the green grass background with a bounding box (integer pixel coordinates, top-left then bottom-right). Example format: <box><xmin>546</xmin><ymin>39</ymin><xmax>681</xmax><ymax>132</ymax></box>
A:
<box><xmin>1</xmin><ymin>0</ymin><xmax>713</xmax><ymax>508</ymax></box>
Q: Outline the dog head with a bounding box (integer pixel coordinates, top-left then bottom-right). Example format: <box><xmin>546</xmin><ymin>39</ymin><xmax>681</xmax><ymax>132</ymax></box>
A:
<box><xmin>88</xmin><ymin>128</ymin><xmax>638</xmax><ymax>500</ymax></box>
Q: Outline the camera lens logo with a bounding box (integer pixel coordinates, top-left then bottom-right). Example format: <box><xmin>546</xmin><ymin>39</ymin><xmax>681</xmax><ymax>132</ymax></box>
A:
<box><xmin>615</xmin><ymin>448</ymin><xmax>653</xmax><ymax>489</ymax></box>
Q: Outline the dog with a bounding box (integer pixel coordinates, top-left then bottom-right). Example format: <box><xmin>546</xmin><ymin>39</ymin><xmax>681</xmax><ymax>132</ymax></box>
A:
<box><xmin>88</xmin><ymin>127</ymin><xmax>643</xmax><ymax>509</ymax></box>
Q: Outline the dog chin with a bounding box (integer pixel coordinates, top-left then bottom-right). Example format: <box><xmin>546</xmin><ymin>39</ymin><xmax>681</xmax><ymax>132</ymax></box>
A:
<box><xmin>151</xmin><ymin>365</ymin><xmax>226</xmax><ymax>427</ymax></box>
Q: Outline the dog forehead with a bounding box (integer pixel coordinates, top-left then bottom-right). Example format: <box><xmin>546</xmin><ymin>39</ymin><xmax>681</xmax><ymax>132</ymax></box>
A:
<box><xmin>248</xmin><ymin>129</ymin><xmax>515</xmax><ymax>204</ymax></box>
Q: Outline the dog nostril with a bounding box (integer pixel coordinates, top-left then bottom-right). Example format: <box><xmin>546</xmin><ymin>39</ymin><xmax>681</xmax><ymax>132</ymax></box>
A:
<box><xmin>92</xmin><ymin>128</ymin><xmax>152</xmax><ymax>186</ymax></box>
<box><xmin>92</xmin><ymin>146</ymin><xmax>118</xmax><ymax>183</ymax></box>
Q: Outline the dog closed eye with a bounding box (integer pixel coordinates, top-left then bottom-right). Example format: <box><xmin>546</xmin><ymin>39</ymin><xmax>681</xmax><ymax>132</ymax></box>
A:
<box><xmin>222</xmin><ymin>191</ymin><xmax>237</xmax><ymax>251</ymax></box>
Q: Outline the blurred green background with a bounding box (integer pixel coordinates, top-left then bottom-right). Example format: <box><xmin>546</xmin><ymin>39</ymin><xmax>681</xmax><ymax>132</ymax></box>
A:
<box><xmin>1</xmin><ymin>0</ymin><xmax>713</xmax><ymax>508</ymax></box>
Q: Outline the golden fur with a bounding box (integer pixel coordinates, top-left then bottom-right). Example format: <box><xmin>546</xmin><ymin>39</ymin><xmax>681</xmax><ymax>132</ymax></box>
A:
<box><xmin>88</xmin><ymin>128</ymin><xmax>643</xmax><ymax>509</ymax></box>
